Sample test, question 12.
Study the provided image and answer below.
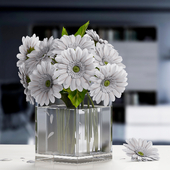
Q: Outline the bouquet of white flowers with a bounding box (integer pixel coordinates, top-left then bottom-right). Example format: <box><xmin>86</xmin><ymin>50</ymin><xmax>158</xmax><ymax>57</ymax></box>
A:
<box><xmin>17</xmin><ymin>21</ymin><xmax>128</xmax><ymax>108</ymax></box>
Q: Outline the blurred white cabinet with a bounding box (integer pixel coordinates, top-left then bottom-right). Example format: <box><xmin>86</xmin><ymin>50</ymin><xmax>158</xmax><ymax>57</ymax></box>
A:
<box><xmin>111</xmin><ymin>42</ymin><xmax>158</xmax><ymax>91</ymax></box>
<box><xmin>125</xmin><ymin>106</ymin><xmax>170</xmax><ymax>141</ymax></box>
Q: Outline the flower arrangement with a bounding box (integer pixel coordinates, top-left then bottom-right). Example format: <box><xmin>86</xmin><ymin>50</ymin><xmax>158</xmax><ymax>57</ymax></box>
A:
<box><xmin>17</xmin><ymin>21</ymin><xmax>128</xmax><ymax>108</ymax></box>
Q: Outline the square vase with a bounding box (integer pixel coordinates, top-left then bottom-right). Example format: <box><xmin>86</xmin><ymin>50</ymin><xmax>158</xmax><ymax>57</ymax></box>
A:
<box><xmin>35</xmin><ymin>105</ymin><xmax>112</xmax><ymax>164</ymax></box>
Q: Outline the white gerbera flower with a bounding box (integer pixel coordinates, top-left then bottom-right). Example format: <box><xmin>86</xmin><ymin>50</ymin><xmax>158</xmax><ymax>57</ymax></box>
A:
<box><xmin>18</xmin><ymin>65</ymin><xmax>34</xmax><ymax>104</ymax></box>
<box><xmin>53</xmin><ymin>35</ymin><xmax>95</xmax><ymax>55</ymax></box>
<box><xmin>90</xmin><ymin>64</ymin><xmax>127</xmax><ymax>106</ymax></box>
<box><xmin>28</xmin><ymin>61</ymin><xmax>63</xmax><ymax>106</ymax></box>
<box><xmin>55</xmin><ymin>47</ymin><xmax>95</xmax><ymax>92</ymax></box>
<box><xmin>16</xmin><ymin>34</ymin><xmax>40</xmax><ymax>67</ymax></box>
<box><xmin>123</xmin><ymin>138</ymin><xmax>160</xmax><ymax>161</ymax></box>
<box><xmin>85</xmin><ymin>29</ymin><xmax>108</xmax><ymax>44</ymax></box>
<box><xmin>94</xmin><ymin>42</ymin><xmax>125</xmax><ymax>68</ymax></box>
<box><xmin>25</xmin><ymin>37</ymin><xmax>54</xmax><ymax>73</ymax></box>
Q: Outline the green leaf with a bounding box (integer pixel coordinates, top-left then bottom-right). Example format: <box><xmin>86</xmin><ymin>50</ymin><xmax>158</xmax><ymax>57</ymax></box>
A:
<box><xmin>60</xmin><ymin>91</ymin><xmax>75</xmax><ymax>109</ymax></box>
<box><xmin>68</xmin><ymin>89</ymin><xmax>88</xmax><ymax>108</ymax></box>
<box><xmin>62</xmin><ymin>27</ymin><xmax>68</xmax><ymax>36</ymax></box>
<box><xmin>75</xmin><ymin>21</ymin><xmax>89</xmax><ymax>37</ymax></box>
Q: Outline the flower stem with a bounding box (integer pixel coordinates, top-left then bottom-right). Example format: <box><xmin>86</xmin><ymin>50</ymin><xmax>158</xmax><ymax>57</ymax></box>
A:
<box><xmin>87</xmin><ymin>98</ymin><xmax>90</xmax><ymax>108</ymax></box>
<box><xmin>87</xmin><ymin>92</ymin><xmax>94</xmax><ymax>108</ymax></box>
<box><xmin>60</xmin><ymin>91</ymin><xmax>75</xmax><ymax>109</ymax></box>
<box><xmin>81</xmin><ymin>101</ymin><xmax>84</xmax><ymax>109</ymax></box>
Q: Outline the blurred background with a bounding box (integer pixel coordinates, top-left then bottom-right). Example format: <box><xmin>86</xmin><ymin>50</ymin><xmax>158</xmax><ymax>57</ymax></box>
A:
<box><xmin>0</xmin><ymin>0</ymin><xmax>170</xmax><ymax>145</ymax></box>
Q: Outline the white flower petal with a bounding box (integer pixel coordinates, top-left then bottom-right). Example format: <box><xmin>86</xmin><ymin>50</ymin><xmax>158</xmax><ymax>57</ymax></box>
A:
<box><xmin>101</xmin><ymin>92</ymin><xmax>106</xmax><ymax>101</ymax></box>
<box><xmin>75</xmin><ymin>35</ymin><xmax>81</xmax><ymax>44</ymax></box>
<box><xmin>131</xmin><ymin>138</ymin><xmax>138</xmax><ymax>148</ymax></box>
<box><xmin>76</xmin><ymin>47</ymin><xmax>82</xmax><ymax>61</ymax></box>
<box><xmin>70</xmin><ymin>35</ymin><xmax>75</xmax><ymax>44</ymax></box>
<box><xmin>115</xmin><ymin>86</ymin><xmax>124</xmax><ymax>93</ymax></box>
<box><xmin>70</xmin><ymin>79</ymin><xmax>76</xmax><ymax>91</ymax></box>
<box><xmin>90</xmin><ymin>83</ymin><xmax>100</xmax><ymax>90</ymax></box>
<box><xmin>84</xmin><ymin>57</ymin><xmax>93</xmax><ymax>65</ymax></box>
<box><xmin>37</xmin><ymin>64</ymin><xmax>44</xmax><ymax>75</ymax></box>
<box><xmin>122</xmin><ymin>148</ymin><xmax>135</xmax><ymax>154</ymax></box>
<box><xmin>123</xmin><ymin>144</ymin><xmax>135</xmax><ymax>152</ymax></box>
<box><xmin>57</xmin><ymin>64</ymin><xmax>68</xmax><ymax>69</ymax></box>
<box><xmin>80</xmin><ymin>77</ymin><xmax>89</xmax><ymax>89</ymax></box>
<box><xmin>69</xmin><ymin>48</ymin><xmax>76</xmax><ymax>61</ymax></box>
<box><xmin>54</xmin><ymin>92</ymin><xmax>61</xmax><ymax>99</ymax></box>
<box><xmin>112</xmin><ymin>89</ymin><xmax>121</xmax><ymax>98</ymax></box>
<box><xmin>142</xmin><ymin>139</ymin><xmax>148</xmax><ymax>148</ymax></box>
<box><xmin>83</xmin><ymin>73</ymin><xmax>90</xmax><ymax>81</ymax></box>
<box><xmin>53</xmin><ymin>85</ymin><xmax>62</xmax><ymax>92</ymax></box>
<box><xmin>94</xmin><ymin>87</ymin><xmax>101</xmax><ymax>94</ymax></box>
<box><xmin>145</xmin><ymin>141</ymin><xmax>152</xmax><ymax>149</ymax></box>
<box><xmin>117</xmin><ymin>82</ymin><xmax>128</xmax><ymax>87</ymax></box>
<box><xmin>57</xmin><ymin>73</ymin><xmax>68</xmax><ymax>82</ymax></box>
<box><xmin>95</xmin><ymin>91</ymin><xmax>102</xmax><ymax>102</ymax></box>
<box><xmin>76</xmin><ymin>78</ymin><xmax>81</xmax><ymax>87</ymax></box>
<box><xmin>77</xmin><ymin>85</ymin><xmax>83</xmax><ymax>92</ymax></box>
<box><xmin>45</xmin><ymin>94</ymin><xmax>49</xmax><ymax>105</ymax></box>
<box><xmin>64</xmin><ymin>75</ymin><xmax>72</xmax><ymax>88</ymax></box>
<box><xmin>104</xmin><ymin>93</ymin><xmax>109</xmax><ymax>106</ymax></box>
<box><xmin>53</xmin><ymin>69</ymin><xmax>67</xmax><ymax>79</ymax></box>
<box><xmin>80</xmin><ymin>49</ymin><xmax>89</xmax><ymax>62</ymax></box>
<box><xmin>40</xmin><ymin>92</ymin><xmax>46</xmax><ymax>106</ymax></box>
<box><xmin>109</xmin><ymin>92</ymin><xmax>115</xmax><ymax>102</ymax></box>
<box><xmin>85</xmin><ymin>64</ymin><xmax>94</xmax><ymax>70</ymax></box>
<box><xmin>62</xmin><ymin>58</ymin><xmax>69</xmax><ymax>65</ymax></box>
<box><xmin>85</xmin><ymin>70</ymin><xmax>95</xmax><ymax>76</ymax></box>
<box><xmin>55</xmin><ymin>56</ymin><xmax>63</xmax><ymax>63</ymax></box>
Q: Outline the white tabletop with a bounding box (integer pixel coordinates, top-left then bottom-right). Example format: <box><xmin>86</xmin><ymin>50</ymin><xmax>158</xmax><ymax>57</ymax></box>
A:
<box><xmin>0</xmin><ymin>145</ymin><xmax>169</xmax><ymax>170</ymax></box>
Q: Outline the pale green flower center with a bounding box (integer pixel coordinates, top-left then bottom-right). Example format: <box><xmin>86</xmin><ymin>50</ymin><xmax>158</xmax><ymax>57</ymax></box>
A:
<box><xmin>104</xmin><ymin>61</ymin><xmax>108</xmax><ymax>65</ymax></box>
<box><xmin>104</xmin><ymin>80</ymin><xmax>110</xmax><ymax>87</ymax></box>
<box><xmin>138</xmin><ymin>151</ymin><xmax>144</xmax><ymax>156</ymax></box>
<box><xmin>45</xmin><ymin>80</ymin><xmax>51</xmax><ymax>87</ymax></box>
<box><xmin>73</xmin><ymin>66</ymin><xmax>80</xmax><ymax>73</ymax></box>
<box><xmin>27</xmin><ymin>47</ymin><xmax>34</xmax><ymax>54</ymax></box>
<box><xmin>26</xmin><ymin>75</ymin><xmax>31</xmax><ymax>84</ymax></box>
<box><xmin>26</xmin><ymin>47</ymin><xmax>34</xmax><ymax>60</ymax></box>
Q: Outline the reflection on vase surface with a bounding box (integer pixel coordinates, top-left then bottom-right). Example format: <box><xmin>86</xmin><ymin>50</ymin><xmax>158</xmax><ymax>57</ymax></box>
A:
<box><xmin>35</xmin><ymin>105</ymin><xmax>112</xmax><ymax>163</ymax></box>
